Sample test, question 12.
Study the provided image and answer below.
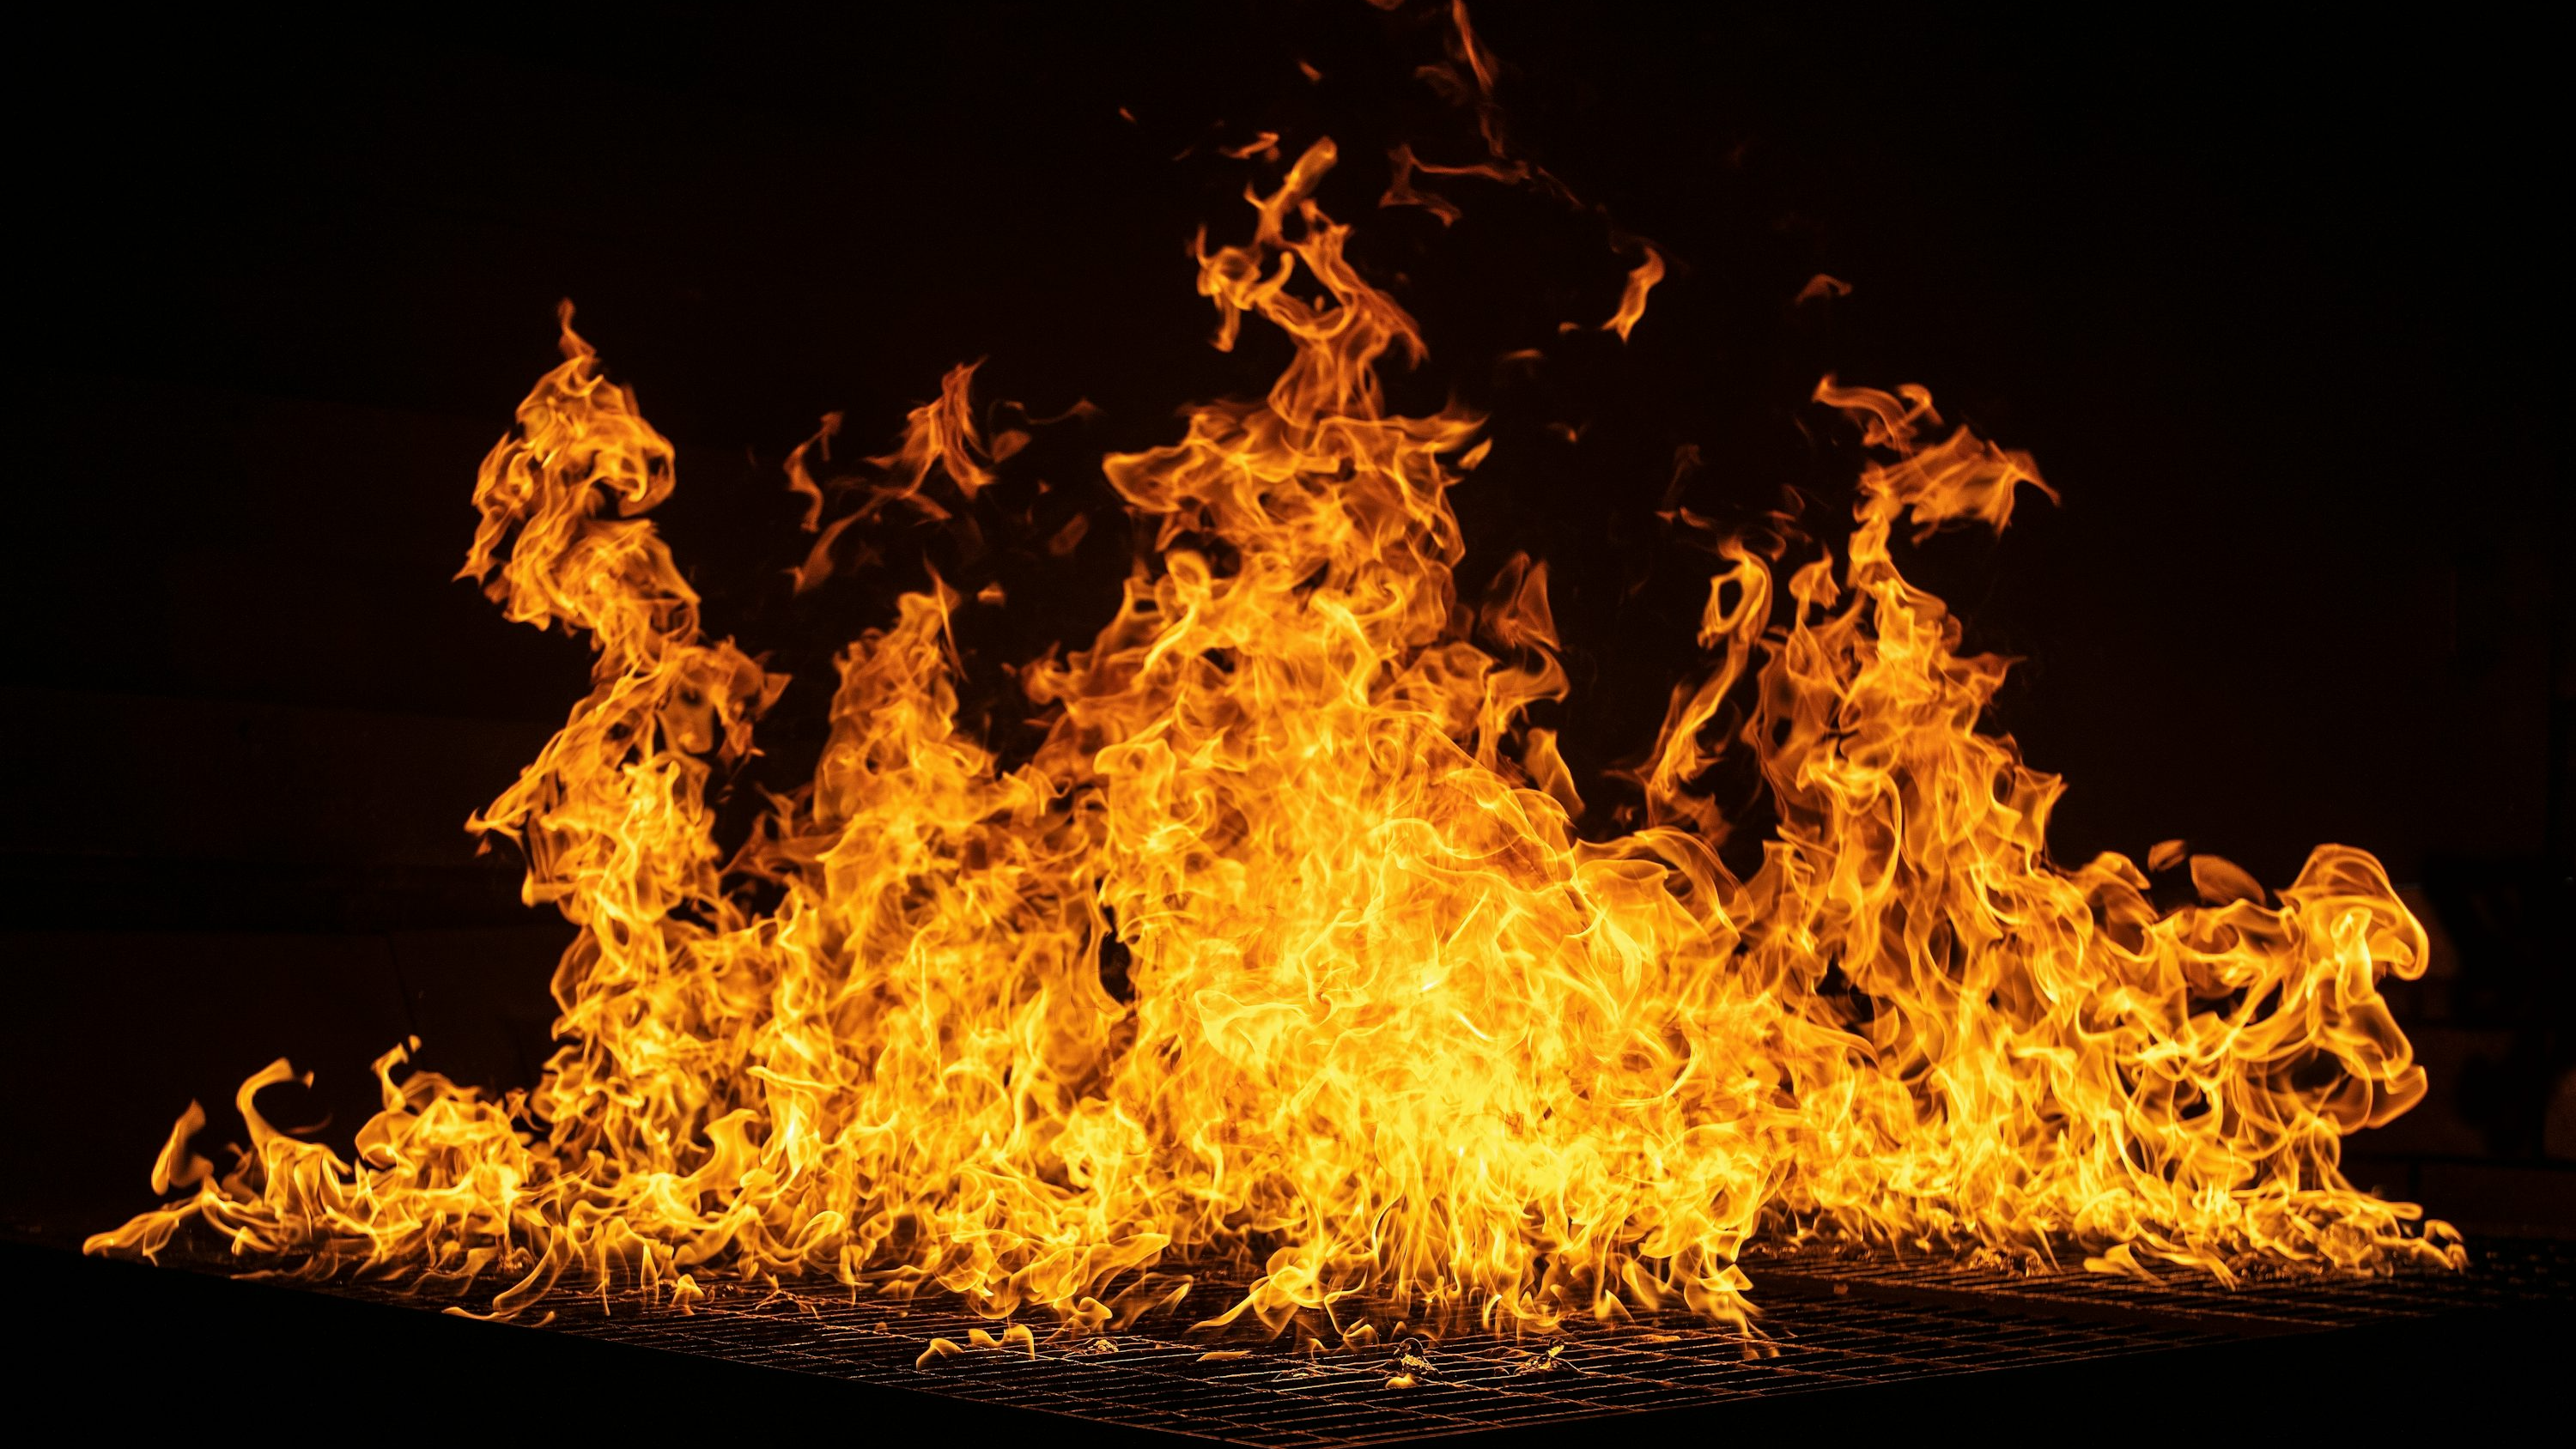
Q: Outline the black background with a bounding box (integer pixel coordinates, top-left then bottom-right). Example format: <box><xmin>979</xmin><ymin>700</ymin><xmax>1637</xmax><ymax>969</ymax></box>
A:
<box><xmin>5</xmin><ymin>3</ymin><xmax>2566</xmax><ymax>1245</ymax></box>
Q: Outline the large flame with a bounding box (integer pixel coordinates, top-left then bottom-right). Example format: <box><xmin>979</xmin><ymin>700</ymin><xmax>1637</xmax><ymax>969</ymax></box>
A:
<box><xmin>91</xmin><ymin>135</ymin><xmax>2457</xmax><ymax>1337</ymax></box>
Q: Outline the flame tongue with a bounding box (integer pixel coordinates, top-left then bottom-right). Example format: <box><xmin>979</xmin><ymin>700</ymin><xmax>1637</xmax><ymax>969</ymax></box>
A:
<box><xmin>88</xmin><ymin>137</ymin><xmax>2457</xmax><ymax>1331</ymax></box>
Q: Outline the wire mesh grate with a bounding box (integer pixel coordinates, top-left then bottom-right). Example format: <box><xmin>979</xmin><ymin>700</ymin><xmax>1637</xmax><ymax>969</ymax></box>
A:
<box><xmin>275</xmin><ymin>1239</ymin><xmax>2572</xmax><ymax>1445</ymax></box>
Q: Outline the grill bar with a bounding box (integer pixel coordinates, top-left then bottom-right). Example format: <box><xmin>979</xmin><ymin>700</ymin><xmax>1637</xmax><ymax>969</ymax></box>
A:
<box><xmin>244</xmin><ymin>1238</ymin><xmax>2571</xmax><ymax>1444</ymax></box>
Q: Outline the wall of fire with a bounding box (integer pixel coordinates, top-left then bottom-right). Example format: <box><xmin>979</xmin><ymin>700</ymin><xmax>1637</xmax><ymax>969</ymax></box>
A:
<box><xmin>7</xmin><ymin>6</ymin><xmax>2567</xmax><ymax>1243</ymax></box>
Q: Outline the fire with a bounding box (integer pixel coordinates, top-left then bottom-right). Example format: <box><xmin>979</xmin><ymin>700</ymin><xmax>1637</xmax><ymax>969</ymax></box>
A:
<box><xmin>88</xmin><ymin>125</ymin><xmax>2460</xmax><ymax>1337</ymax></box>
<box><xmin>1603</xmin><ymin>244</ymin><xmax>1664</xmax><ymax>341</ymax></box>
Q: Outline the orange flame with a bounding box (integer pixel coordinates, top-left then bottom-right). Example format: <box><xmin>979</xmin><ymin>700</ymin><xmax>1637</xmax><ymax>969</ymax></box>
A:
<box><xmin>1795</xmin><ymin>272</ymin><xmax>1854</xmax><ymax>306</ymax></box>
<box><xmin>89</xmin><ymin>137</ymin><xmax>2457</xmax><ymax>1337</ymax></box>
<box><xmin>1604</xmin><ymin>245</ymin><xmax>1665</xmax><ymax>342</ymax></box>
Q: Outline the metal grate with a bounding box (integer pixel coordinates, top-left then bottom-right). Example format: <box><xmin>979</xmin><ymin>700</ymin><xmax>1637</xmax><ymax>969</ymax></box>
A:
<box><xmin>288</xmin><ymin>1240</ymin><xmax>2570</xmax><ymax>1445</ymax></box>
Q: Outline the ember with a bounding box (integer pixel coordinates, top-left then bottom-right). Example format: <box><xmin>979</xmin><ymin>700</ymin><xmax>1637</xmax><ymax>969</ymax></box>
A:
<box><xmin>86</xmin><ymin>3</ymin><xmax>2463</xmax><ymax>1345</ymax></box>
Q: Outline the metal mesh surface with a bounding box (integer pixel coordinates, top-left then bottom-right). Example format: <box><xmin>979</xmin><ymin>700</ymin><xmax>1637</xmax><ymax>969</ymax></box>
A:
<box><xmin>256</xmin><ymin>1237</ymin><xmax>2573</xmax><ymax>1444</ymax></box>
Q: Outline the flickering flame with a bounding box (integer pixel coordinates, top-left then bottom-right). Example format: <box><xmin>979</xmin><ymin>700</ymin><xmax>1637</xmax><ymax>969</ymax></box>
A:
<box><xmin>89</xmin><ymin>133</ymin><xmax>2458</xmax><ymax>1339</ymax></box>
<box><xmin>1604</xmin><ymin>245</ymin><xmax>1664</xmax><ymax>341</ymax></box>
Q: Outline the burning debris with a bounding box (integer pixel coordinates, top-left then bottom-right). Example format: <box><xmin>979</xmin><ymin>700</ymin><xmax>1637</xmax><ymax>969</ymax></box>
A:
<box><xmin>1507</xmin><ymin>1343</ymin><xmax>1577</xmax><ymax>1376</ymax></box>
<box><xmin>1379</xmin><ymin>1336</ymin><xmax>1440</xmax><ymax>1390</ymax></box>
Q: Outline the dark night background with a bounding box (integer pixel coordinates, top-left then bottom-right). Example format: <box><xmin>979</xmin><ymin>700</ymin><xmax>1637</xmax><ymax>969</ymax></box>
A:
<box><xmin>5</xmin><ymin>1</ymin><xmax>2567</xmax><ymax>1252</ymax></box>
